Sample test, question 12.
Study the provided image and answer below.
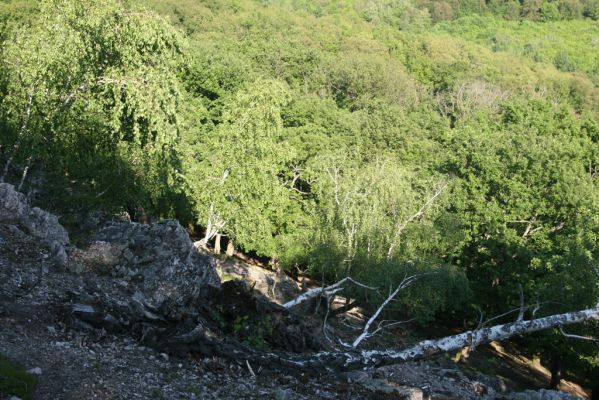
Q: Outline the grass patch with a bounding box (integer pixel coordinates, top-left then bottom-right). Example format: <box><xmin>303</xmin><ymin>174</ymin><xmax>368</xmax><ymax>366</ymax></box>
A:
<box><xmin>0</xmin><ymin>354</ymin><xmax>37</xmax><ymax>400</ymax></box>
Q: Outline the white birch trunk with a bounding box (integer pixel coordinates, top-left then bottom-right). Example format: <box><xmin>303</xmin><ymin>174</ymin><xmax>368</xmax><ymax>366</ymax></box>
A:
<box><xmin>169</xmin><ymin>303</ymin><xmax>599</xmax><ymax>373</ymax></box>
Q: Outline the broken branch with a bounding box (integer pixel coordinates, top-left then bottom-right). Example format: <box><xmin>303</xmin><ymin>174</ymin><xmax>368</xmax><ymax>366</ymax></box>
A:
<box><xmin>351</xmin><ymin>274</ymin><xmax>423</xmax><ymax>348</ymax></box>
<box><xmin>282</xmin><ymin>277</ymin><xmax>376</xmax><ymax>309</ymax></box>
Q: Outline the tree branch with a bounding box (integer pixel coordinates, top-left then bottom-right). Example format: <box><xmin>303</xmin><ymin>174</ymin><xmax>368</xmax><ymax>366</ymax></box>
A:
<box><xmin>559</xmin><ymin>327</ymin><xmax>599</xmax><ymax>342</ymax></box>
<box><xmin>282</xmin><ymin>277</ymin><xmax>376</xmax><ymax>309</ymax></box>
<box><xmin>162</xmin><ymin>303</ymin><xmax>599</xmax><ymax>373</ymax></box>
<box><xmin>351</xmin><ymin>274</ymin><xmax>423</xmax><ymax>348</ymax></box>
<box><xmin>387</xmin><ymin>181</ymin><xmax>449</xmax><ymax>259</ymax></box>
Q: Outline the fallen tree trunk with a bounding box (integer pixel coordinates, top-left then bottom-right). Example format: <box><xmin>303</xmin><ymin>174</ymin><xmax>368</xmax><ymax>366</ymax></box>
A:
<box><xmin>158</xmin><ymin>303</ymin><xmax>599</xmax><ymax>373</ymax></box>
<box><xmin>60</xmin><ymin>210</ymin><xmax>599</xmax><ymax>373</ymax></box>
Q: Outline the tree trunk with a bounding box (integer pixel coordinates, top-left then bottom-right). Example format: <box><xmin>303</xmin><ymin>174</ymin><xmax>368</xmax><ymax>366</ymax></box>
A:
<box><xmin>156</xmin><ymin>305</ymin><xmax>599</xmax><ymax>373</ymax></box>
<box><xmin>214</xmin><ymin>234</ymin><xmax>222</xmax><ymax>254</ymax></box>
<box><xmin>66</xmin><ymin>264</ymin><xmax>599</xmax><ymax>374</ymax></box>
<box><xmin>549</xmin><ymin>355</ymin><xmax>562</xmax><ymax>389</ymax></box>
<box><xmin>226</xmin><ymin>241</ymin><xmax>234</xmax><ymax>257</ymax></box>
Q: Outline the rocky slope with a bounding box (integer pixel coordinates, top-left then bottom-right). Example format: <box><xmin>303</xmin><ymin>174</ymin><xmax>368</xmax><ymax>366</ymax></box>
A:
<box><xmin>0</xmin><ymin>183</ymin><xmax>586</xmax><ymax>400</ymax></box>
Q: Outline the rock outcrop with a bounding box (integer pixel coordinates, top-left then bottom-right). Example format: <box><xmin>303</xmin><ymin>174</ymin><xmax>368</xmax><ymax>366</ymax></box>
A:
<box><xmin>0</xmin><ymin>184</ymin><xmax>591</xmax><ymax>400</ymax></box>
<box><xmin>69</xmin><ymin>220</ymin><xmax>221</xmax><ymax>318</ymax></box>
<box><xmin>0</xmin><ymin>183</ymin><xmax>68</xmax><ymax>266</ymax></box>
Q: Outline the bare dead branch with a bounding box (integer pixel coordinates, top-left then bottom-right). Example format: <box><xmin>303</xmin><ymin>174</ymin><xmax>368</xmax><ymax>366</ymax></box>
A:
<box><xmin>351</xmin><ymin>274</ymin><xmax>424</xmax><ymax>348</ymax></box>
<box><xmin>245</xmin><ymin>360</ymin><xmax>256</xmax><ymax>377</ymax></box>
<box><xmin>17</xmin><ymin>156</ymin><xmax>32</xmax><ymax>191</ymax></box>
<box><xmin>95</xmin><ymin>185</ymin><xmax>112</xmax><ymax>199</ymax></box>
<box><xmin>2</xmin><ymin>92</ymin><xmax>34</xmax><ymax>182</ymax></box>
<box><xmin>198</xmin><ymin>204</ymin><xmax>227</xmax><ymax>248</ymax></box>
<box><xmin>162</xmin><ymin>303</ymin><xmax>599</xmax><ymax>372</ymax></box>
<box><xmin>517</xmin><ymin>284</ymin><xmax>525</xmax><ymax>322</ymax></box>
<box><xmin>559</xmin><ymin>327</ymin><xmax>599</xmax><ymax>342</ymax></box>
<box><xmin>368</xmin><ymin>318</ymin><xmax>415</xmax><ymax>338</ymax></box>
<box><xmin>387</xmin><ymin>181</ymin><xmax>449</xmax><ymax>259</ymax></box>
<box><xmin>282</xmin><ymin>277</ymin><xmax>376</xmax><ymax>309</ymax></box>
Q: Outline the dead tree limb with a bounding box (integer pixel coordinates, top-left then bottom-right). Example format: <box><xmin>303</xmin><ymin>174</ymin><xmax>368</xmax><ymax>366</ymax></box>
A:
<box><xmin>559</xmin><ymin>327</ymin><xmax>599</xmax><ymax>342</ymax></box>
<box><xmin>197</xmin><ymin>203</ymin><xmax>226</xmax><ymax>248</ymax></box>
<box><xmin>351</xmin><ymin>274</ymin><xmax>421</xmax><ymax>348</ymax></box>
<box><xmin>17</xmin><ymin>156</ymin><xmax>32</xmax><ymax>191</ymax></box>
<box><xmin>517</xmin><ymin>283</ymin><xmax>525</xmax><ymax>322</ymax></box>
<box><xmin>282</xmin><ymin>277</ymin><xmax>376</xmax><ymax>309</ymax></box>
<box><xmin>387</xmin><ymin>181</ymin><xmax>449</xmax><ymax>259</ymax></box>
<box><xmin>1</xmin><ymin>92</ymin><xmax>33</xmax><ymax>182</ymax></box>
<box><xmin>159</xmin><ymin>303</ymin><xmax>599</xmax><ymax>373</ymax></box>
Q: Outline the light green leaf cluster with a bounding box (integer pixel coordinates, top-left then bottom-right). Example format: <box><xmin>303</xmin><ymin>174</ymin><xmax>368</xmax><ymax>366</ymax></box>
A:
<box><xmin>182</xmin><ymin>79</ymin><xmax>296</xmax><ymax>255</ymax></box>
<box><xmin>0</xmin><ymin>0</ymin><xmax>186</xmax><ymax>209</ymax></box>
<box><xmin>1</xmin><ymin>0</ymin><xmax>184</xmax><ymax>151</ymax></box>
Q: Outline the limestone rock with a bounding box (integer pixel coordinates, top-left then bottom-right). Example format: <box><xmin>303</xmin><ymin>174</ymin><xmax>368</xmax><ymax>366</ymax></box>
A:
<box><xmin>361</xmin><ymin>378</ymin><xmax>424</xmax><ymax>399</ymax></box>
<box><xmin>215</xmin><ymin>257</ymin><xmax>300</xmax><ymax>304</ymax></box>
<box><xmin>26</xmin><ymin>367</ymin><xmax>42</xmax><ymax>375</ymax></box>
<box><xmin>68</xmin><ymin>241</ymin><xmax>123</xmax><ymax>274</ymax></box>
<box><xmin>396</xmin><ymin>386</ymin><xmax>424</xmax><ymax>400</ymax></box>
<box><xmin>0</xmin><ymin>183</ymin><xmax>68</xmax><ymax>245</ymax></box>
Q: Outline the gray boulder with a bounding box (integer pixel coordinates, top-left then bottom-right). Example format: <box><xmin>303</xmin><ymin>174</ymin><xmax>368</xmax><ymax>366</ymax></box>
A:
<box><xmin>0</xmin><ymin>183</ymin><xmax>69</xmax><ymax>266</ymax></box>
<box><xmin>72</xmin><ymin>219</ymin><xmax>221</xmax><ymax>320</ymax></box>
<box><xmin>0</xmin><ymin>183</ymin><xmax>68</xmax><ymax>245</ymax></box>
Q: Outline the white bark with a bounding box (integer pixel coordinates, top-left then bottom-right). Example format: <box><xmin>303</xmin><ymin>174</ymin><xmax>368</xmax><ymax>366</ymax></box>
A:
<box><xmin>264</xmin><ymin>303</ymin><xmax>599</xmax><ymax>371</ymax></box>
<box><xmin>282</xmin><ymin>277</ymin><xmax>376</xmax><ymax>309</ymax></box>
<box><xmin>345</xmin><ymin>304</ymin><xmax>599</xmax><ymax>367</ymax></box>
<box><xmin>214</xmin><ymin>233</ymin><xmax>222</xmax><ymax>254</ymax></box>
<box><xmin>226</xmin><ymin>241</ymin><xmax>235</xmax><ymax>257</ymax></box>
<box><xmin>517</xmin><ymin>283</ymin><xmax>525</xmax><ymax>322</ymax></box>
<box><xmin>2</xmin><ymin>92</ymin><xmax>33</xmax><ymax>182</ymax></box>
<box><xmin>387</xmin><ymin>182</ymin><xmax>448</xmax><ymax>259</ymax></box>
<box><xmin>351</xmin><ymin>274</ymin><xmax>421</xmax><ymax>348</ymax></box>
<box><xmin>199</xmin><ymin>203</ymin><xmax>226</xmax><ymax>247</ymax></box>
<box><xmin>559</xmin><ymin>326</ymin><xmax>599</xmax><ymax>342</ymax></box>
<box><xmin>17</xmin><ymin>156</ymin><xmax>32</xmax><ymax>191</ymax></box>
<box><xmin>184</xmin><ymin>304</ymin><xmax>599</xmax><ymax>373</ymax></box>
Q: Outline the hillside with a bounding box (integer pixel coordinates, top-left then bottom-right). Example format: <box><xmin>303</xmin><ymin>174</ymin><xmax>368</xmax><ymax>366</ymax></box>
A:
<box><xmin>0</xmin><ymin>182</ymin><xmax>591</xmax><ymax>399</ymax></box>
<box><xmin>1</xmin><ymin>0</ymin><xmax>598</xmax><ymax>397</ymax></box>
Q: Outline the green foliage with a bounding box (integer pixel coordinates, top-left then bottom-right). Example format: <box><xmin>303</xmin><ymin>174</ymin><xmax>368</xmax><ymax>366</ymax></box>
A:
<box><xmin>0</xmin><ymin>355</ymin><xmax>36</xmax><ymax>400</ymax></box>
<box><xmin>415</xmin><ymin>0</ymin><xmax>596</xmax><ymax>21</ymax></box>
<box><xmin>301</xmin><ymin>156</ymin><xmax>470</xmax><ymax>321</ymax></box>
<box><xmin>232</xmin><ymin>315</ymin><xmax>273</xmax><ymax>349</ymax></box>
<box><xmin>357</xmin><ymin>0</ymin><xmax>431</xmax><ymax>30</ymax></box>
<box><xmin>0</xmin><ymin>0</ymin><xmax>186</xmax><ymax>213</ymax></box>
<box><xmin>182</xmin><ymin>78</ymin><xmax>298</xmax><ymax>256</ymax></box>
<box><xmin>435</xmin><ymin>15</ymin><xmax>599</xmax><ymax>85</ymax></box>
<box><xmin>442</xmin><ymin>99</ymin><xmax>599</xmax><ymax>314</ymax></box>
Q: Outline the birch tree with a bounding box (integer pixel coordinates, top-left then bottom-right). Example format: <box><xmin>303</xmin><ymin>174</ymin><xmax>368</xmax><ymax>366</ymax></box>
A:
<box><xmin>183</xmin><ymin>78</ymin><xmax>298</xmax><ymax>256</ymax></box>
<box><xmin>0</xmin><ymin>0</ymin><xmax>184</xmax><ymax>201</ymax></box>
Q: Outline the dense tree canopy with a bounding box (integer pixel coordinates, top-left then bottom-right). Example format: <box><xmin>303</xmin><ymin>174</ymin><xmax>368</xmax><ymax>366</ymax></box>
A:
<box><xmin>0</xmin><ymin>0</ymin><xmax>186</xmax><ymax>209</ymax></box>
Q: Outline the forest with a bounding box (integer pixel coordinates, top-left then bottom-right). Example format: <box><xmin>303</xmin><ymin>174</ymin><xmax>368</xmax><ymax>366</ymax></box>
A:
<box><xmin>0</xmin><ymin>0</ymin><xmax>598</xmax><ymax>392</ymax></box>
